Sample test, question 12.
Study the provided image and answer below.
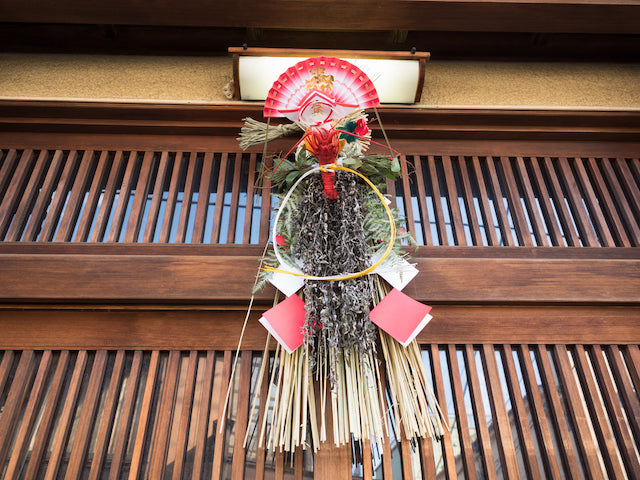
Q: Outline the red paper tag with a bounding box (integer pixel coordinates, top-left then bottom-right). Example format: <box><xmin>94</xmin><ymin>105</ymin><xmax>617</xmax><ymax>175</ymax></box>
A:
<box><xmin>259</xmin><ymin>294</ymin><xmax>306</xmax><ymax>354</ymax></box>
<box><xmin>369</xmin><ymin>288</ymin><xmax>432</xmax><ymax>347</ymax></box>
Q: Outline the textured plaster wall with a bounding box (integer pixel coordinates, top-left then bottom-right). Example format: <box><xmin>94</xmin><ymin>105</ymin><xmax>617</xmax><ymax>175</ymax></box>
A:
<box><xmin>1</xmin><ymin>53</ymin><xmax>639</xmax><ymax>109</ymax></box>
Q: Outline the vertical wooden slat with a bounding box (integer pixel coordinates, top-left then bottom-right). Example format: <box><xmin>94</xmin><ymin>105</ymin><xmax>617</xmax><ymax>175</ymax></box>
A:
<box><xmin>552</xmin><ymin>345</ymin><xmax>604</xmax><ymax>480</ymax></box>
<box><xmin>294</xmin><ymin>446</ymin><xmax>304</xmax><ymax>480</ymax></box>
<box><xmin>556</xmin><ymin>157</ymin><xmax>600</xmax><ymax>246</ymax></box>
<box><xmin>601</xmin><ymin>157</ymin><xmax>640</xmax><ymax>245</ymax></box>
<box><xmin>6</xmin><ymin>150</ymin><xmax>49</xmax><ymax>241</ymax></box>
<box><xmin>124</xmin><ymin>151</ymin><xmax>155</xmax><ymax>242</ymax></box>
<box><xmin>517</xmin><ymin>345</ymin><xmax>562</xmax><ymax>480</ymax></box>
<box><xmin>242</xmin><ymin>153</ymin><xmax>257</xmax><ymax>244</ymax></box>
<box><xmin>159</xmin><ymin>152</ymin><xmax>185</xmax><ymax>243</ymax></box>
<box><xmin>211</xmin><ymin>350</ymin><xmax>233</xmax><ymax>480</ymax></box>
<box><xmin>108</xmin><ymin>350</ymin><xmax>143</xmax><ymax>480</ymax></box>
<box><xmin>572</xmin><ymin>345</ymin><xmax>626</xmax><ymax>479</ymax></box>
<box><xmin>0</xmin><ymin>150</ymin><xmax>35</xmax><ymax>239</ymax></box>
<box><xmin>75</xmin><ymin>151</ymin><xmax>111</xmax><ymax>242</ymax></box>
<box><xmin>192</xmin><ymin>351</ymin><xmax>215</xmax><ymax>480</ymax></box>
<box><xmin>210</xmin><ymin>153</ymin><xmax>229</xmax><ymax>244</ymax></box>
<box><xmin>501</xmin><ymin>345</ymin><xmax>542</xmax><ymax>479</ymax></box>
<box><xmin>253</xmin><ymin>350</ymin><xmax>271</xmax><ymax>480</ymax></box>
<box><xmin>457</xmin><ymin>157</ymin><xmax>483</xmax><ymax>246</ymax></box>
<box><xmin>275</xmin><ymin>450</ymin><xmax>285</xmax><ymax>479</ymax></box>
<box><xmin>485</xmin><ymin>157</ymin><xmax>514</xmax><ymax>246</ymax></box>
<box><xmin>528</xmin><ymin>158</ymin><xmax>565</xmax><ymax>246</ymax></box>
<box><xmin>589</xmin><ymin>345</ymin><xmax>640</xmax><ymax>479</ymax></box>
<box><xmin>542</xmin><ymin>157</ymin><xmax>581</xmax><ymax>246</ymax></box>
<box><xmin>106</xmin><ymin>151</ymin><xmax>138</xmax><ymax>243</ymax></box>
<box><xmin>480</xmin><ymin>344</ymin><xmax>520</xmax><ymax>479</ymax></box>
<box><xmin>607</xmin><ymin>346</ymin><xmax>640</xmax><ymax>447</ymax></box>
<box><xmin>499</xmin><ymin>158</ymin><xmax>534</xmax><ymax>246</ymax></box>
<box><xmin>3</xmin><ymin>351</ymin><xmax>52</xmax><ymax>480</ymax></box>
<box><xmin>399</xmin><ymin>155</ymin><xmax>418</xmax><ymax>240</ymax></box>
<box><xmin>175</xmin><ymin>152</ymin><xmax>198</xmax><ymax>244</ymax></box>
<box><xmin>429</xmin><ymin>344</ymin><xmax>457</xmax><ymax>479</ymax></box>
<box><xmin>470</xmin><ymin>156</ymin><xmax>500</xmax><ymax>246</ymax></box>
<box><xmin>427</xmin><ymin>156</ymin><xmax>449</xmax><ymax>246</ymax></box>
<box><xmin>623</xmin><ymin>345</ymin><xmax>640</xmax><ymax>403</ymax></box>
<box><xmin>23</xmin><ymin>351</ymin><xmax>70</xmax><ymax>479</ymax></box>
<box><xmin>399</xmin><ymin>424</ymin><xmax>415</xmax><ymax>479</ymax></box>
<box><xmin>0</xmin><ymin>149</ymin><xmax>18</xmax><ymax>199</ymax></box>
<box><xmin>231</xmin><ymin>351</ymin><xmax>254</xmax><ymax>479</ymax></box>
<box><xmin>376</xmin><ymin>357</ymin><xmax>394</xmax><ymax>480</ymax></box>
<box><xmin>614</xmin><ymin>158</ymin><xmax>640</xmax><ymax>220</ymax></box>
<box><xmin>419</xmin><ymin>436</ymin><xmax>437</xmax><ymax>480</ymax></box>
<box><xmin>385</xmin><ymin>176</ymin><xmax>397</xmax><ymax>208</ymax></box>
<box><xmin>413</xmin><ymin>156</ymin><xmax>434</xmax><ymax>246</ymax></box>
<box><xmin>446</xmin><ymin>344</ymin><xmax>477</xmax><ymax>479</ymax></box>
<box><xmin>65</xmin><ymin>350</ymin><xmax>109</xmax><ymax>480</ymax></box>
<box><xmin>148</xmin><ymin>350</ymin><xmax>181</xmax><ymax>479</ymax></box>
<box><xmin>171</xmin><ymin>351</ymin><xmax>198</xmax><ymax>480</ymax></box>
<box><xmin>0</xmin><ymin>351</ymin><xmax>16</xmax><ymax>405</ymax></box>
<box><xmin>128</xmin><ymin>350</ymin><xmax>161</xmax><ymax>480</ymax></box>
<box><xmin>441</xmin><ymin>156</ymin><xmax>466</xmax><ymax>245</ymax></box>
<box><xmin>227</xmin><ymin>153</ymin><xmax>244</xmax><ymax>244</ymax></box>
<box><xmin>142</xmin><ymin>151</ymin><xmax>171</xmax><ymax>243</ymax></box>
<box><xmin>258</xmin><ymin>155</ymin><xmax>272</xmax><ymax>245</ymax></box>
<box><xmin>191</xmin><ymin>152</ymin><xmax>214</xmax><ymax>243</ymax></box>
<box><xmin>43</xmin><ymin>350</ymin><xmax>88</xmax><ymax>480</ymax></box>
<box><xmin>90</xmin><ymin>151</ymin><xmax>125</xmax><ymax>243</ymax></box>
<box><xmin>585</xmin><ymin>157</ymin><xmax>631</xmax><ymax>246</ymax></box>
<box><xmin>362</xmin><ymin>439</ymin><xmax>374</xmax><ymax>480</ymax></box>
<box><xmin>54</xmin><ymin>150</ymin><xmax>95</xmax><ymax>241</ymax></box>
<box><xmin>513</xmin><ymin>157</ymin><xmax>550</xmax><ymax>246</ymax></box>
<box><xmin>571</xmin><ymin>157</ymin><xmax>616</xmax><ymax>247</ymax></box>
<box><xmin>0</xmin><ymin>350</ymin><xmax>35</xmax><ymax>469</ymax></box>
<box><xmin>88</xmin><ymin>350</ymin><xmax>126</xmax><ymax>480</ymax></box>
<box><xmin>462</xmin><ymin>344</ymin><xmax>497</xmax><ymax>480</ymax></box>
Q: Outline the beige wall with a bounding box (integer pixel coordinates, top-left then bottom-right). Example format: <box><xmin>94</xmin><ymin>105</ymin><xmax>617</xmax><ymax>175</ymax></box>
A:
<box><xmin>1</xmin><ymin>53</ymin><xmax>638</xmax><ymax>110</ymax></box>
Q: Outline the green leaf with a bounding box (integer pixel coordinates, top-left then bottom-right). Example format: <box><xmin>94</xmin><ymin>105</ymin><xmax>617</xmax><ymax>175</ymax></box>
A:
<box><xmin>390</xmin><ymin>157</ymin><xmax>401</xmax><ymax>173</ymax></box>
<box><xmin>285</xmin><ymin>170</ymin><xmax>300</xmax><ymax>186</ymax></box>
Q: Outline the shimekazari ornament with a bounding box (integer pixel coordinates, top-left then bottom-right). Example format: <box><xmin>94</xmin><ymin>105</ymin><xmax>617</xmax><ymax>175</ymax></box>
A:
<box><xmin>237</xmin><ymin>56</ymin><xmax>447</xmax><ymax>455</ymax></box>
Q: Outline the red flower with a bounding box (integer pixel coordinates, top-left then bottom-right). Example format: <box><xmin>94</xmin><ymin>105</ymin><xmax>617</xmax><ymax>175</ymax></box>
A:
<box><xmin>354</xmin><ymin>118</ymin><xmax>370</xmax><ymax>137</ymax></box>
<box><xmin>275</xmin><ymin>234</ymin><xmax>287</xmax><ymax>246</ymax></box>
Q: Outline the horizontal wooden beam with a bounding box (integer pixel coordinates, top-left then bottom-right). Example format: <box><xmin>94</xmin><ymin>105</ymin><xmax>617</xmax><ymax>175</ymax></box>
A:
<box><xmin>0</xmin><ymin>245</ymin><xmax>638</xmax><ymax>304</ymax></box>
<box><xmin>0</xmin><ymin>304</ymin><xmax>638</xmax><ymax>349</ymax></box>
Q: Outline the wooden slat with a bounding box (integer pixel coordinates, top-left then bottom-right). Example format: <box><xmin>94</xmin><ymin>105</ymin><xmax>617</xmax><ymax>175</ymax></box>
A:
<box><xmin>557</xmin><ymin>157</ymin><xmax>600</xmax><ymax>246</ymax></box>
<box><xmin>174</xmin><ymin>151</ymin><xmax>198</xmax><ymax>243</ymax></box>
<box><xmin>123</xmin><ymin>150</ymin><xmax>155</xmax><ymax>242</ymax></box>
<box><xmin>142</xmin><ymin>151</ymin><xmax>171</xmax><ymax>243</ymax></box>
<box><xmin>242</xmin><ymin>153</ymin><xmax>257</xmax><ymax>244</ymax></box>
<box><xmin>226</xmin><ymin>153</ymin><xmax>243</xmax><ymax>244</ymax></box>
<box><xmin>572</xmin><ymin>345</ymin><xmax>626</xmax><ymax>479</ymax></box>
<box><xmin>88</xmin><ymin>350</ymin><xmax>126</xmax><ymax>480</ymax></box>
<box><xmin>463</xmin><ymin>345</ymin><xmax>497</xmax><ymax>480</ymax></box>
<box><xmin>572</xmin><ymin>157</ymin><xmax>615</xmax><ymax>247</ymax></box>
<box><xmin>517</xmin><ymin>345</ymin><xmax>562</xmax><ymax>480</ymax></box>
<box><xmin>501</xmin><ymin>345</ymin><xmax>541</xmax><ymax>479</ymax></box>
<box><xmin>128</xmin><ymin>350</ymin><xmax>160</xmax><ymax>480</ymax></box>
<box><xmin>480</xmin><ymin>344</ymin><xmax>521</xmax><ymax>479</ymax></box>
<box><xmin>74</xmin><ymin>150</ymin><xmax>110</xmax><ymax>242</ymax></box>
<box><xmin>614</xmin><ymin>158</ymin><xmax>640</xmax><ymax>222</ymax></box>
<box><xmin>589</xmin><ymin>345</ymin><xmax>640</xmax><ymax>479</ymax></box>
<box><xmin>623</xmin><ymin>346</ymin><xmax>640</xmax><ymax>412</ymax></box>
<box><xmin>211</xmin><ymin>350</ymin><xmax>232</xmax><ymax>480</ymax></box>
<box><xmin>0</xmin><ymin>149</ymin><xmax>35</xmax><ymax>239</ymax></box>
<box><xmin>106</xmin><ymin>151</ymin><xmax>138</xmax><ymax>242</ymax></box>
<box><xmin>441</xmin><ymin>156</ymin><xmax>466</xmax><ymax>245</ymax></box>
<box><xmin>362</xmin><ymin>439</ymin><xmax>374</xmax><ymax>480</ymax></box>
<box><xmin>89</xmin><ymin>151</ymin><xmax>125</xmax><ymax>242</ymax></box>
<box><xmin>485</xmin><ymin>157</ymin><xmax>514</xmax><ymax>246</ymax></box>
<box><xmin>601</xmin><ymin>157</ymin><xmax>640</xmax><ymax>245</ymax></box>
<box><xmin>191</xmin><ymin>351</ymin><xmax>215</xmax><ymax>479</ymax></box>
<box><xmin>0</xmin><ymin>149</ymin><xmax>18</xmax><ymax>200</ymax></box>
<box><xmin>399</xmin><ymin>155</ymin><xmax>418</xmax><ymax>240</ymax></box>
<box><xmin>528</xmin><ymin>157</ymin><xmax>565</xmax><ymax>246</ymax></box>
<box><xmin>158</xmin><ymin>151</ymin><xmax>184</xmax><ymax>243</ymax></box>
<box><xmin>3</xmin><ymin>350</ymin><xmax>52</xmax><ymax>479</ymax></box>
<box><xmin>446</xmin><ymin>344</ymin><xmax>477</xmax><ymax>479</ymax></box>
<box><xmin>399</xmin><ymin>423</ymin><xmax>415</xmax><ymax>479</ymax></box>
<box><xmin>606</xmin><ymin>345</ymin><xmax>640</xmax><ymax>448</ymax></box>
<box><xmin>65</xmin><ymin>350</ymin><xmax>109</xmax><ymax>479</ymax></box>
<box><xmin>413</xmin><ymin>156</ymin><xmax>434</xmax><ymax>246</ymax></box>
<box><xmin>5</xmin><ymin>150</ymin><xmax>49</xmax><ymax>241</ymax></box>
<box><xmin>470</xmin><ymin>156</ymin><xmax>499</xmax><ymax>246</ymax></box>
<box><xmin>376</xmin><ymin>359</ymin><xmax>394</xmax><ymax>480</ymax></box>
<box><xmin>294</xmin><ymin>446</ymin><xmax>304</xmax><ymax>480</ymax></box>
<box><xmin>426</xmin><ymin>156</ymin><xmax>449</xmax><ymax>246</ymax></box>
<box><xmin>551</xmin><ymin>345</ymin><xmax>604</xmax><ymax>479</ymax></box>
<box><xmin>253</xmin><ymin>349</ymin><xmax>271</xmax><ymax>480</ymax></box>
<box><xmin>230</xmin><ymin>350</ymin><xmax>253</xmax><ymax>479</ymax></box>
<box><xmin>54</xmin><ymin>149</ymin><xmax>95</xmax><ymax>241</ymax></box>
<box><xmin>457</xmin><ymin>156</ymin><xmax>483</xmax><ymax>246</ymax></box>
<box><xmin>171</xmin><ymin>351</ymin><xmax>198</xmax><ymax>480</ymax></box>
<box><xmin>210</xmin><ymin>152</ymin><xmax>228</xmax><ymax>244</ymax></box>
<box><xmin>429</xmin><ymin>345</ymin><xmax>457</xmax><ymax>479</ymax></box>
<box><xmin>43</xmin><ymin>350</ymin><xmax>88</xmax><ymax>480</ymax></box>
<box><xmin>23</xmin><ymin>351</ymin><xmax>70</xmax><ymax>479</ymax></box>
<box><xmin>499</xmin><ymin>157</ymin><xmax>534</xmax><ymax>246</ymax></box>
<box><xmin>0</xmin><ymin>350</ymin><xmax>15</xmax><ymax>403</ymax></box>
<box><xmin>513</xmin><ymin>157</ymin><xmax>550</xmax><ymax>246</ymax></box>
<box><xmin>541</xmin><ymin>157</ymin><xmax>580</xmax><ymax>246</ymax></box>
<box><xmin>148</xmin><ymin>350</ymin><xmax>181</xmax><ymax>478</ymax></box>
<box><xmin>0</xmin><ymin>350</ymin><xmax>35</xmax><ymax>469</ymax></box>
<box><xmin>258</xmin><ymin>155</ymin><xmax>272</xmax><ymax>245</ymax></box>
<box><xmin>191</xmin><ymin>152</ymin><xmax>214</xmax><ymax>243</ymax></box>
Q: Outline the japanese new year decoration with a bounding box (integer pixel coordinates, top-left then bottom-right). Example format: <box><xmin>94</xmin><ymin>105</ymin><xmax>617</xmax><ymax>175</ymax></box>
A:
<box><xmin>227</xmin><ymin>56</ymin><xmax>446</xmax><ymax>456</ymax></box>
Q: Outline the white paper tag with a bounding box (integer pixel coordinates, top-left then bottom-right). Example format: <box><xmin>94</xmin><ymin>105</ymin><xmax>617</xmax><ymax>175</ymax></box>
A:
<box><xmin>268</xmin><ymin>262</ymin><xmax>305</xmax><ymax>297</ymax></box>
<box><xmin>370</xmin><ymin>251</ymin><xmax>419</xmax><ymax>291</ymax></box>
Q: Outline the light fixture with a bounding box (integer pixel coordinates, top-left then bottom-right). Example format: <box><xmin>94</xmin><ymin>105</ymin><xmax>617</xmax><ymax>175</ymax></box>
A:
<box><xmin>229</xmin><ymin>47</ymin><xmax>429</xmax><ymax>104</ymax></box>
